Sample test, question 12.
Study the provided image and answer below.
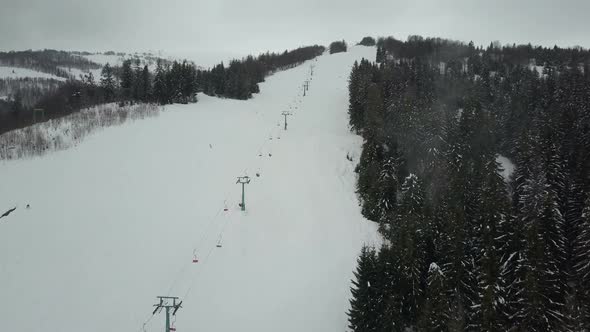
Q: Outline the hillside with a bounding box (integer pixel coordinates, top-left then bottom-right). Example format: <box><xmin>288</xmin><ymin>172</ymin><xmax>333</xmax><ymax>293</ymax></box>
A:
<box><xmin>0</xmin><ymin>46</ymin><xmax>379</xmax><ymax>332</ymax></box>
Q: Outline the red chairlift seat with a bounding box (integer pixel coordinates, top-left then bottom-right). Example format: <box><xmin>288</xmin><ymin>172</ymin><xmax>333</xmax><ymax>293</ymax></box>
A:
<box><xmin>192</xmin><ymin>250</ymin><xmax>199</xmax><ymax>263</ymax></box>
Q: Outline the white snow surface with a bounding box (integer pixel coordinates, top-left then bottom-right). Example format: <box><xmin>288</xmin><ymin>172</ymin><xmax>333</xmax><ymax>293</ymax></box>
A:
<box><xmin>496</xmin><ymin>155</ymin><xmax>515</xmax><ymax>181</ymax></box>
<box><xmin>0</xmin><ymin>66</ymin><xmax>66</xmax><ymax>81</ymax></box>
<box><xmin>0</xmin><ymin>46</ymin><xmax>379</xmax><ymax>332</ymax></box>
<box><xmin>82</xmin><ymin>53</ymin><xmax>125</xmax><ymax>66</ymax></box>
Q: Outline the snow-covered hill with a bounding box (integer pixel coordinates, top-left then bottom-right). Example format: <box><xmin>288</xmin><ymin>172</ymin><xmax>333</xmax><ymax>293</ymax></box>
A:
<box><xmin>0</xmin><ymin>66</ymin><xmax>67</xmax><ymax>81</ymax></box>
<box><xmin>0</xmin><ymin>46</ymin><xmax>379</xmax><ymax>332</ymax></box>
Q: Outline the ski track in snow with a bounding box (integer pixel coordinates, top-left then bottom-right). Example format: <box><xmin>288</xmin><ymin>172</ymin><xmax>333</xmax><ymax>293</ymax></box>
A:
<box><xmin>0</xmin><ymin>46</ymin><xmax>379</xmax><ymax>332</ymax></box>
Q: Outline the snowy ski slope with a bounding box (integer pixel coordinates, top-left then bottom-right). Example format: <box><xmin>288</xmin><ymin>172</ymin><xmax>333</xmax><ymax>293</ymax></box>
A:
<box><xmin>0</xmin><ymin>66</ymin><xmax>67</xmax><ymax>81</ymax></box>
<box><xmin>0</xmin><ymin>45</ymin><xmax>379</xmax><ymax>332</ymax></box>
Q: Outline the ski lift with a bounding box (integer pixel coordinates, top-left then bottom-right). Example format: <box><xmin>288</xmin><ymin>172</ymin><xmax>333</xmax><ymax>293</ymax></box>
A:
<box><xmin>192</xmin><ymin>250</ymin><xmax>199</xmax><ymax>263</ymax></box>
<box><xmin>216</xmin><ymin>236</ymin><xmax>222</xmax><ymax>248</ymax></box>
<box><xmin>223</xmin><ymin>201</ymin><xmax>229</xmax><ymax>211</ymax></box>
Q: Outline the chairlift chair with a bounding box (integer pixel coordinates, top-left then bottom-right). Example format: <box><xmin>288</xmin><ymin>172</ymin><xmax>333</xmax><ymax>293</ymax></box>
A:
<box><xmin>192</xmin><ymin>250</ymin><xmax>199</xmax><ymax>263</ymax></box>
<box><xmin>170</xmin><ymin>317</ymin><xmax>177</xmax><ymax>331</ymax></box>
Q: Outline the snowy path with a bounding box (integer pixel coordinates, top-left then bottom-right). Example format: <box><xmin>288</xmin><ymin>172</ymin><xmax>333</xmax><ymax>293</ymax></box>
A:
<box><xmin>0</xmin><ymin>46</ymin><xmax>378</xmax><ymax>332</ymax></box>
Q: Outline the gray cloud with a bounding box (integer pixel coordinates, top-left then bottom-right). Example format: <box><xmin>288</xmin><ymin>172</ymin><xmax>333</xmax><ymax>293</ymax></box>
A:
<box><xmin>1</xmin><ymin>0</ymin><xmax>589</xmax><ymax>57</ymax></box>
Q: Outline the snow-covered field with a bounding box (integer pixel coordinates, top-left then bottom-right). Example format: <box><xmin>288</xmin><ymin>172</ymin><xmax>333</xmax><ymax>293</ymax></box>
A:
<box><xmin>0</xmin><ymin>66</ymin><xmax>66</xmax><ymax>81</ymax></box>
<box><xmin>0</xmin><ymin>46</ymin><xmax>378</xmax><ymax>332</ymax></box>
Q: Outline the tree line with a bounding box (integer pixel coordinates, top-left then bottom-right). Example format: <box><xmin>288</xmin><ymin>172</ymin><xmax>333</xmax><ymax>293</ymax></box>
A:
<box><xmin>376</xmin><ymin>35</ymin><xmax>590</xmax><ymax>68</ymax></box>
<box><xmin>0</xmin><ymin>49</ymin><xmax>101</xmax><ymax>79</ymax></box>
<box><xmin>348</xmin><ymin>36</ymin><xmax>590</xmax><ymax>331</ymax></box>
<box><xmin>199</xmin><ymin>45</ymin><xmax>325</xmax><ymax>99</ymax></box>
<box><xmin>1</xmin><ymin>45</ymin><xmax>326</xmax><ymax>135</ymax></box>
<box><xmin>330</xmin><ymin>40</ymin><xmax>348</xmax><ymax>54</ymax></box>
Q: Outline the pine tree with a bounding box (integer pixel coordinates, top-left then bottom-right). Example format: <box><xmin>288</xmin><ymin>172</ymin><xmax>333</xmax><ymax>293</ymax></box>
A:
<box><xmin>348</xmin><ymin>246</ymin><xmax>379</xmax><ymax>332</ymax></box>
<box><xmin>348</xmin><ymin>61</ymin><xmax>361</xmax><ymax>132</ymax></box>
<box><xmin>153</xmin><ymin>60</ymin><xmax>167</xmax><ymax>104</ymax></box>
<box><xmin>100</xmin><ymin>63</ymin><xmax>116</xmax><ymax>102</ymax></box>
<box><xmin>417</xmin><ymin>263</ymin><xmax>449</xmax><ymax>331</ymax></box>
<box><xmin>376</xmin><ymin>46</ymin><xmax>386</xmax><ymax>63</ymax></box>
<box><xmin>513</xmin><ymin>162</ymin><xmax>566</xmax><ymax>331</ymax></box>
<box><xmin>140</xmin><ymin>65</ymin><xmax>151</xmax><ymax>102</ymax></box>
<box><xmin>11</xmin><ymin>89</ymin><xmax>23</xmax><ymax>116</ymax></box>
<box><xmin>573</xmin><ymin>196</ymin><xmax>590</xmax><ymax>329</ymax></box>
<box><xmin>120</xmin><ymin>59</ymin><xmax>134</xmax><ymax>99</ymax></box>
<box><xmin>376</xmin><ymin>154</ymin><xmax>402</xmax><ymax>229</ymax></box>
<box><xmin>132</xmin><ymin>59</ymin><xmax>142</xmax><ymax>100</ymax></box>
<box><xmin>356</xmin><ymin>139</ymin><xmax>383</xmax><ymax>221</ymax></box>
<box><xmin>348</xmin><ymin>59</ymin><xmax>374</xmax><ymax>134</ymax></box>
<box><xmin>376</xmin><ymin>245</ymin><xmax>404</xmax><ymax>332</ymax></box>
<box><xmin>473</xmin><ymin>156</ymin><xmax>510</xmax><ymax>331</ymax></box>
<box><xmin>438</xmin><ymin>151</ymin><xmax>477</xmax><ymax>330</ymax></box>
<box><xmin>364</xmin><ymin>83</ymin><xmax>385</xmax><ymax>144</ymax></box>
<box><xmin>181</xmin><ymin>62</ymin><xmax>197</xmax><ymax>103</ymax></box>
<box><xmin>392</xmin><ymin>174</ymin><xmax>427</xmax><ymax>327</ymax></box>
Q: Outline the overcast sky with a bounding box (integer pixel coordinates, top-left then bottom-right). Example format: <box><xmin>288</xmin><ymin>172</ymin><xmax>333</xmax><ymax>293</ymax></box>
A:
<box><xmin>2</xmin><ymin>0</ymin><xmax>590</xmax><ymax>58</ymax></box>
